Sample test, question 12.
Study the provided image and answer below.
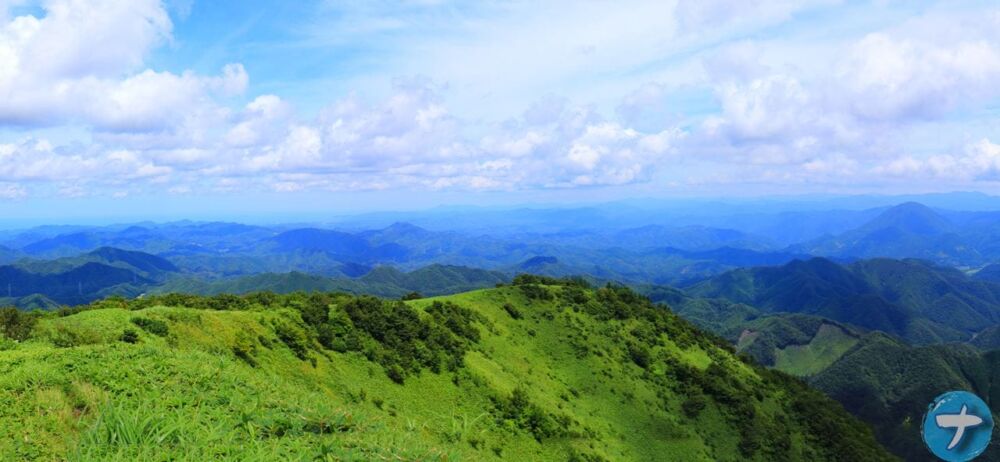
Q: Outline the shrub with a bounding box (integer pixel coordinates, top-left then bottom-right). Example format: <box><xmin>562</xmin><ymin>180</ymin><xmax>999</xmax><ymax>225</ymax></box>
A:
<box><xmin>120</xmin><ymin>329</ymin><xmax>140</xmax><ymax>344</ymax></box>
<box><xmin>50</xmin><ymin>324</ymin><xmax>103</xmax><ymax>348</ymax></box>
<box><xmin>0</xmin><ymin>307</ymin><xmax>37</xmax><ymax>341</ymax></box>
<box><xmin>502</xmin><ymin>303</ymin><xmax>522</xmax><ymax>320</ymax></box>
<box><xmin>274</xmin><ymin>321</ymin><xmax>311</xmax><ymax>360</ymax></box>
<box><xmin>204</xmin><ymin>293</ymin><xmax>250</xmax><ymax>311</ymax></box>
<box><xmin>626</xmin><ymin>342</ymin><xmax>652</xmax><ymax>369</ymax></box>
<box><xmin>337</xmin><ymin>296</ymin><xmax>481</xmax><ymax>383</ymax></box>
<box><xmin>682</xmin><ymin>395</ymin><xmax>707</xmax><ymax>418</ymax></box>
<box><xmin>293</xmin><ymin>293</ymin><xmax>331</xmax><ymax>328</ymax></box>
<box><xmin>243</xmin><ymin>291</ymin><xmax>280</xmax><ymax>307</ymax></box>
<box><xmin>493</xmin><ymin>387</ymin><xmax>566</xmax><ymax>441</ymax></box>
<box><xmin>519</xmin><ymin>284</ymin><xmax>553</xmax><ymax>301</ymax></box>
<box><xmin>401</xmin><ymin>292</ymin><xmax>423</xmax><ymax>301</ymax></box>
<box><xmin>386</xmin><ymin>364</ymin><xmax>406</xmax><ymax>384</ymax></box>
<box><xmin>233</xmin><ymin>332</ymin><xmax>259</xmax><ymax>367</ymax></box>
<box><xmin>131</xmin><ymin>317</ymin><xmax>168</xmax><ymax>337</ymax></box>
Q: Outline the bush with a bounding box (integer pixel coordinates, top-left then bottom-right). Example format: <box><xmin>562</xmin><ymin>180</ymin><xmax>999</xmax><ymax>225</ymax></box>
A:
<box><xmin>233</xmin><ymin>331</ymin><xmax>259</xmax><ymax>367</ymax></box>
<box><xmin>0</xmin><ymin>307</ymin><xmax>37</xmax><ymax>341</ymax></box>
<box><xmin>204</xmin><ymin>293</ymin><xmax>250</xmax><ymax>311</ymax></box>
<box><xmin>627</xmin><ymin>342</ymin><xmax>652</xmax><ymax>369</ymax></box>
<box><xmin>492</xmin><ymin>387</ymin><xmax>566</xmax><ymax>441</ymax></box>
<box><xmin>337</xmin><ymin>296</ymin><xmax>481</xmax><ymax>383</ymax></box>
<box><xmin>120</xmin><ymin>329</ymin><xmax>140</xmax><ymax>344</ymax></box>
<box><xmin>401</xmin><ymin>292</ymin><xmax>423</xmax><ymax>301</ymax></box>
<box><xmin>131</xmin><ymin>317</ymin><xmax>169</xmax><ymax>337</ymax></box>
<box><xmin>682</xmin><ymin>395</ymin><xmax>707</xmax><ymax>418</ymax></box>
<box><xmin>502</xmin><ymin>303</ymin><xmax>522</xmax><ymax>320</ymax></box>
<box><xmin>274</xmin><ymin>321</ymin><xmax>311</xmax><ymax>360</ymax></box>
<box><xmin>293</xmin><ymin>293</ymin><xmax>331</xmax><ymax>328</ymax></box>
<box><xmin>386</xmin><ymin>364</ymin><xmax>406</xmax><ymax>384</ymax></box>
<box><xmin>519</xmin><ymin>284</ymin><xmax>553</xmax><ymax>301</ymax></box>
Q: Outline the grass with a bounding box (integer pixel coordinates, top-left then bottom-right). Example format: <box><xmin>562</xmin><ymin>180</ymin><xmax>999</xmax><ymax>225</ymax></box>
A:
<box><xmin>773</xmin><ymin>324</ymin><xmax>859</xmax><ymax>376</ymax></box>
<box><xmin>0</xmin><ymin>285</ymin><xmax>893</xmax><ymax>461</ymax></box>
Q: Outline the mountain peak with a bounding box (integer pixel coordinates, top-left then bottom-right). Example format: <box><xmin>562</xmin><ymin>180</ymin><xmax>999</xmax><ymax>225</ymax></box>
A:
<box><xmin>382</xmin><ymin>222</ymin><xmax>429</xmax><ymax>235</ymax></box>
<box><xmin>860</xmin><ymin>202</ymin><xmax>953</xmax><ymax>236</ymax></box>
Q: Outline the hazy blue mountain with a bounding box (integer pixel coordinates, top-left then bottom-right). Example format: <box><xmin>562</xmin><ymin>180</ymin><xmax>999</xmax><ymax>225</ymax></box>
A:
<box><xmin>791</xmin><ymin>202</ymin><xmax>985</xmax><ymax>264</ymax></box>
<box><xmin>973</xmin><ymin>263</ymin><xmax>1000</xmax><ymax>282</ymax></box>
<box><xmin>0</xmin><ymin>245</ymin><xmax>21</xmax><ymax>265</ymax></box>
<box><xmin>261</xmin><ymin>228</ymin><xmax>408</xmax><ymax>262</ymax></box>
<box><xmin>648</xmin><ymin>246</ymin><xmax>811</xmax><ymax>267</ymax></box>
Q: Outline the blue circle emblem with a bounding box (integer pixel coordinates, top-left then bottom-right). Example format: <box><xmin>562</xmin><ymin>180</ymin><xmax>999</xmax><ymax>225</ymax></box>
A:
<box><xmin>923</xmin><ymin>391</ymin><xmax>993</xmax><ymax>461</ymax></box>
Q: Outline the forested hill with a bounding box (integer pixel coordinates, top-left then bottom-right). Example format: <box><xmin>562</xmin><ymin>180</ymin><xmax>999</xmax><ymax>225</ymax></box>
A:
<box><xmin>0</xmin><ymin>278</ymin><xmax>892</xmax><ymax>461</ymax></box>
<box><xmin>685</xmin><ymin>256</ymin><xmax>1000</xmax><ymax>344</ymax></box>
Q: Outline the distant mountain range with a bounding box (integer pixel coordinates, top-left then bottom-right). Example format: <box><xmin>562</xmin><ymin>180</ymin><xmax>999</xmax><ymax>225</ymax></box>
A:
<box><xmin>8</xmin><ymin>201</ymin><xmax>1000</xmax><ymax>288</ymax></box>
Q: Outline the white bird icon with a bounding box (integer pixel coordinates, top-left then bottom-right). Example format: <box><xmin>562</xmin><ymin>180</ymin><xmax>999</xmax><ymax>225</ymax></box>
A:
<box><xmin>935</xmin><ymin>404</ymin><xmax>984</xmax><ymax>450</ymax></box>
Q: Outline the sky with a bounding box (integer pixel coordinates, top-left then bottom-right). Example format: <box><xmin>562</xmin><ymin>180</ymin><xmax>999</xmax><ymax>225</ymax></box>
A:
<box><xmin>0</xmin><ymin>0</ymin><xmax>999</xmax><ymax>222</ymax></box>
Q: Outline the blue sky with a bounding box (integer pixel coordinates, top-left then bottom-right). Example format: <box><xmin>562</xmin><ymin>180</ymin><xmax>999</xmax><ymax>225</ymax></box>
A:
<box><xmin>0</xmin><ymin>0</ymin><xmax>999</xmax><ymax>222</ymax></box>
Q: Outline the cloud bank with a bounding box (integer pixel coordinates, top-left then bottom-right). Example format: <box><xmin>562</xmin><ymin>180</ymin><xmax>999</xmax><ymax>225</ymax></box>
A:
<box><xmin>0</xmin><ymin>0</ymin><xmax>998</xmax><ymax>200</ymax></box>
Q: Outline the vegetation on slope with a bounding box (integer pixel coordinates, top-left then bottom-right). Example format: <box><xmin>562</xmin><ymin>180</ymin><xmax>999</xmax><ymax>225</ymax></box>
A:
<box><xmin>809</xmin><ymin>334</ymin><xmax>1000</xmax><ymax>461</ymax></box>
<box><xmin>685</xmin><ymin>257</ymin><xmax>1000</xmax><ymax>344</ymax></box>
<box><xmin>154</xmin><ymin>264</ymin><xmax>509</xmax><ymax>299</ymax></box>
<box><xmin>0</xmin><ymin>278</ymin><xmax>892</xmax><ymax>461</ymax></box>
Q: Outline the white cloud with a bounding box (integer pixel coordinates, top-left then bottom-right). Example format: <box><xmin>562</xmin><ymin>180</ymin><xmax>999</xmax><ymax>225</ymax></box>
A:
<box><xmin>1</xmin><ymin>0</ymin><xmax>999</xmax><ymax>198</ymax></box>
<box><xmin>873</xmin><ymin>139</ymin><xmax>1000</xmax><ymax>182</ymax></box>
<box><xmin>0</xmin><ymin>138</ymin><xmax>171</xmax><ymax>183</ymax></box>
<box><xmin>837</xmin><ymin>32</ymin><xmax>1000</xmax><ymax>121</ymax></box>
<box><xmin>0</xmin><ymin>0</ymin><xmax>245</xmax><ymax>133</ymax></box>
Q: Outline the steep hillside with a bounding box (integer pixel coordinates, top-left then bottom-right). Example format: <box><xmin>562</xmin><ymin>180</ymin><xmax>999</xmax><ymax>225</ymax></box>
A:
<box><xmin>0</xmin><ymin>282</ymin><xmax>893</xmax><ymax>461</ymax></box>
<box><xmin>685</xmin><ymin>257</ymin><xmax>1000</xmax><ymax>344</ymax></box>
<box><xmin>731</xmin><ymin>315</ymin><xmax>863</xmax><ymax>377</ymax></box>
<box><xmin>810</xmin><ymin>335</ymin><xmax>1000</xmax><ymax>461</ymax></box>
<box><xmin>644</xmin><ymin>285</ymin><xmax>1000</xmax><ymax>461</ymax></box>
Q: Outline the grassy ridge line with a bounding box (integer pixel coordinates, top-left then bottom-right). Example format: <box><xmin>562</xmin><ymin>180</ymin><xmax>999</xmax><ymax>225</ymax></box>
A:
<box><xmin>0</xmin><ymin>280</ymin><xmax>895</xmax><ymax>461</ymax></box>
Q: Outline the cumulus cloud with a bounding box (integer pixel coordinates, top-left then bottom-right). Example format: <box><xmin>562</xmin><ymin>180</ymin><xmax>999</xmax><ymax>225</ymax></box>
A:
<box><xmin>873</xmin><ymin>139</ymin><xmax>1000</xmax><ymax>182</ymax></box>
<box><xmin>1</xmin><ymin>0</ymin><xmax>999</xmax><ymax>199</ymax></box>
<box><xmin>837</xmin><ymin>33</ymin><xmax>1000</xmax><ymax>121</ymax></box>
<box><xmin>0</xmin><ymin>138</ymin><xmax>170</xmax><ymax>183</ymax></box>
<box><xmin>0</xmin><ymin>0</ymin><xmax>245</xmax><ymax>132</ymax></box>
<box><xmin>692</xmin><ymin>8</ymin><xmax>1000</xmax><ymax>175</ymax></box>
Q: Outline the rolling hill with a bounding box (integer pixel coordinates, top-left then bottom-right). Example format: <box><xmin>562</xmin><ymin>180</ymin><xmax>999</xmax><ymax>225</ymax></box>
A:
<box><xmin>0</xmin><ymin>282</ymin><xmax>893</xmax><ymax>461</ymax></box>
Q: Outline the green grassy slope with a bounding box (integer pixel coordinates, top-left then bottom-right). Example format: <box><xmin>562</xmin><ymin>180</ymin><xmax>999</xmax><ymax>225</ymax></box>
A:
<box><xmin>727</xmin><ymin>315</ymin><xmax>863</xmax><ymax>377</ymax></box>
<box><xmin>0</xmin><ymin>281</ymin><xmax>893</xmax><ymax>461</ymax></box>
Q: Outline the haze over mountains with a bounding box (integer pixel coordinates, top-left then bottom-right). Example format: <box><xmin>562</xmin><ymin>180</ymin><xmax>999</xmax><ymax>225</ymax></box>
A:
<box><xmin>2</xmin><ymin>199</ymin><xmax>1000</xmax><ymax>308</ymax></box>
<box><xmin>6</xmin><ymin>197</ymin><xmax>1000</xmax><ymax>460</ymax></box>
